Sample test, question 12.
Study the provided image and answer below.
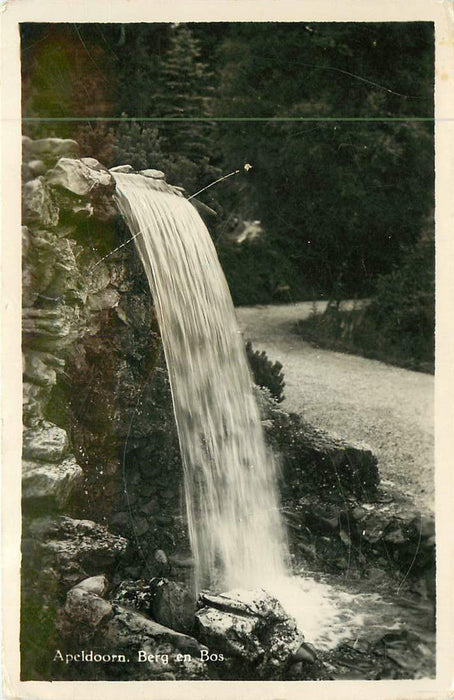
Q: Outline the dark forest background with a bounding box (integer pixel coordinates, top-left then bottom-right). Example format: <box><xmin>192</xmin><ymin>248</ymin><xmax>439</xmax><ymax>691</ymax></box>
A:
<box><xmin>21</xmin><ymin>22</ymin><xmax>435</xmax><ymax>367</ymax></box>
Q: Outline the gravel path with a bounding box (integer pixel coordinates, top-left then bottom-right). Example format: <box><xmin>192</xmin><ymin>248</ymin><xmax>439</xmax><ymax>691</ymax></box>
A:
<box><xmin>236</xmin><ymin>302</ymin><xmax>434</xmax><ymax>514</ymax></box>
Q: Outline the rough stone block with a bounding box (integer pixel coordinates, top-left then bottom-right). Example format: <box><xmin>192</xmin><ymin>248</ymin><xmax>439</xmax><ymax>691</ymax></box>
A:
<box><xmin>74</xmin><ymin>574</ymin><xmax>109</xmax><ymax>597</ymax></box>
<box><xmin>22</xmin><ymin>455</ymin><xmax>84</xmax><ymax>509</ymax></box>
<box><xmin>23</xmin><ymin>137</ymin><xmax>79</xmax><ymax>166</ymax></box>
<box><xmin>151</xmin><ymin>578</ymin><xmax>197</xmax><ymax>634</ymax></box>
<box><xmin>22</xmin><ymin>178</ymin><xmax>59</xmax><ymax>226</ymax></box>
<box><xmin>23</xmin><ymin>422</ymin><xmax>69</xmax><ymax>462</ymax></box>
<box><xmin>46</xmin><ymin>157</ymin><xmax>114</xmax><ymax>197</ymax></box>
<box><xmin>65</xmin><ymin>586</ymin><xmax>113</xmax><ymax>628</ymax></box>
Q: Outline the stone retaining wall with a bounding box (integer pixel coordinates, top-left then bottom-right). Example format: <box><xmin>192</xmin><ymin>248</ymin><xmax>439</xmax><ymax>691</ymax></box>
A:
<box><xmin>21</xmin><ymin>138</ymin><xmax>188</xmax><ymax>679</ymax></box>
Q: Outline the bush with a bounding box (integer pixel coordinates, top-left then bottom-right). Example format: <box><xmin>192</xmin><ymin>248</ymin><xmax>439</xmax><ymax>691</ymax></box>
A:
<box><xmin>246</xmin><ymin>342</ymin><xmax>285</xmax><ymax>402</ymax></box>
<box><xmin>295</xmin><ymin>225</ymin><xmax>434</xmax><ymax>372</ymax></box>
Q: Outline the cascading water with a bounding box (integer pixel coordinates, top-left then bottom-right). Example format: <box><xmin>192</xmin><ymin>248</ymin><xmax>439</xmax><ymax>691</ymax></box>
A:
<box><xmin>113</xmin><ymin>173</ymin><xmax>289</xmax><ymax>593</ymax></box>
<box><xmin>112</xmin><ymin>172</ymin><xmax>418</xmax><ymax>654</ymax></box>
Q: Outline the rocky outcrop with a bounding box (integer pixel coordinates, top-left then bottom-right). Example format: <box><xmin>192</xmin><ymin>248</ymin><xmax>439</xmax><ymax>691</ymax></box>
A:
<box><xmin>284</xmin><ymin>498</ymin><xmax>435</xmax><ymax>592</ymax></box>
<box><xmin>22</xmin><ymin>456</ymin><xmax>84</xmax><ymax>510</ymax></box>
<box><xmin>23</xmin><ymin>516</ymin><xmax>129</xmax><ymax>590</ymax></box>
<box><xmin>22</xmin><ymin>136</ymin><xmax>79</xmax><ymax>166</ymax></box>
<box><xmin>195</xmin><ymin>588</ymin><xmax>304</xmax><ymax>679</ymax></box>
<box><xmin>21</xmin><ymin>137</ymin><xmax>181</xmax><ymax>680</ymax></box>
<box><xmin>55</xmin><ymin>575</ymin><xmax>208</xmax><ymax>681</ymax></box>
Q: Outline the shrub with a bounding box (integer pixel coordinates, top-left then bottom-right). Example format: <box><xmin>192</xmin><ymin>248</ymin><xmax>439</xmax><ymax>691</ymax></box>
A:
<box><xmin>246</xmin><ymin>342</ymin><xmax>285</xmax><ymax>402</ymax></box>
<box><xmin>295</xmin><ymin>227</ymin><xmax>434</xmax><ymax>373</ymax></box>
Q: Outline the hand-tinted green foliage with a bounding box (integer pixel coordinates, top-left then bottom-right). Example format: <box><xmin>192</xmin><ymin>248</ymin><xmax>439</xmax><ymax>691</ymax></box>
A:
<box><xmin>246</xmin><ymin>342</ymin><xmax>285</xmax><ymax>402</ymax></box>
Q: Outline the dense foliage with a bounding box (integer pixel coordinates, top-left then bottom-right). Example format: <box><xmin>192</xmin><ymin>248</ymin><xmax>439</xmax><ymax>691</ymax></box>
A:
<box><xmin>296</xmin><ymin>223</ymin><xmax>435</xmax><ymax>372</ymax></box>
<box><xmin>21</xmin><ymin>21</ymin><xmax>434</xmax><ymax>307</ymax></box>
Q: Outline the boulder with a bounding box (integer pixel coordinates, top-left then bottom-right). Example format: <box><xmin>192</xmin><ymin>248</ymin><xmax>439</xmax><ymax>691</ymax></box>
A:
<box><xmin>195</xmin><ymin>588</ymin><xmax>303</xmax><ymax>678</ymax></box>
<box><xmin>22</xmin><ymin>307</ymin><xmax>82</xmax><ymax>350</ymax></box>
<box><xmin>110</xmin><ymin>164</ymin><xmax>135</xmax><ymax>173</ymax></box>
<box><xmin>139</xmin><ymin>169</ymin><xmax>166</xmax><ymax>180</ymax></box>
<box><xmin>80</xmin><ymin>157</ymin><xmax>111</xmax><ymax>173</ymax></box>
<box><xmin>103</xmin><ymin>604</ymin><xmax>206</xmax><ymax>657</ymax></box>
<box><xmin>196</xmin><ymin>606</ymin><xmax>262</xmax><ymax>660</ymax></box>
<box><xmin>23</xmin><ymin>382</ymin><xmax>52</xmax><ymax>426</ymax></box>
<box><xmin>23</xmin><ymin>422</ymin><xmax>69</xmax><ymax>462</ymax></box>
<box><xmin>151</xmin><ymin>578</ymin><xmax>197</xmax><ymax>634</ymax></box>
<box><xmin>74</xmin><ymin>574</ymin><xmax>109</xmax><ymax>597</ymax></box>
<box><xmin>22</xmin><ymin>178</ymin><xmax>59</xmax><ymax>226</ymax></box>
<box><xmin>28</xmin><ymin>160</ymin><xmax>47</xmax><ymax>177</ymax></box>
<box><xmin>113</xmin><ymin>579</ymin><xmax>155</xmax><ymax>616</ymax></box>
<box><xmin>86</xmin><ymin>604</ymin><xmax>209</xmax><ymax>680</ymax></box>
<box><xmin>65</xmin><ymin>586</ymin><xmax>113</xmax><ymax>629</ymax></box>
<box><xmin>46</xmin><ymin>158</ymin><xmax>114</xmax><ymax>197</ymax></box>
<box><xmin>26</xmin><ymin>516</ymin><xmax>129</xmax><ymax>584</ymax></box>
<box><xmin>87</xmin><ymin>287</ymin><xmax>120</xmax><ymax>312</ymax></box>
<box><xmin>200</xmin><ymin>588</ymin><xmax>289</xmax><ymax>622</ymax></box>
<box><xmin>23</xmin><ymin>352</ymin><xmax>57</xmax><ymax>387</ymax></box>
<box><xmin>22</xmin><ymin>456</ymin><xmax>84</xmax><ymax>509</ymax></box>
<box><xmin>23</xmin><ymin>137</ymin><xmax>79</xmax><ymax>166</ymax></box>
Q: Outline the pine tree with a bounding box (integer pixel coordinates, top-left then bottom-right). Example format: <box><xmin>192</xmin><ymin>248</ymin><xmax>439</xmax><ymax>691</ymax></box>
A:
<box><xmin>154</xmin><ymin>25</ymin><xmax>216</xmax><ymax>163</ymax></box>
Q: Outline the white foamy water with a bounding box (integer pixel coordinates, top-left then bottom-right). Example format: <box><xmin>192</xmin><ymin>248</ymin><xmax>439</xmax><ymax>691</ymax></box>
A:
<box><xmin>113</xmin><ymin>174</ymin><xmax>289</xmax><ymax>592</ymax></box>
<box><xmin>271</xmin><ymin>575</ymin><xmax>402</xmax><ymax>651</ymax></box>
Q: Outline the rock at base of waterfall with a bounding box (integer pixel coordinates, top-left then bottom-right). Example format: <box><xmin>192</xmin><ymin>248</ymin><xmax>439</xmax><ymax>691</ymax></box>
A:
<box><xmin>151</xmin><ymin>578</ymin><xmax>197</xmax><ymax>635</ymax></box>
<box><xmin>96</xmin><ymin>605</ymin><xmax>208</xmax><ymax>680</ymax></box>
<box><xmin>22</xmin><ymin>456</ymin><xmax>84</xmax><ymax>509</ymax></box>
<box><xmin>23</xmin><ymin>422</ymin><xmax>69</xmax><ymax>462</ymax></box>
<box><xmin>196</xmin><ymin>606</ymin><xmax>262</xmax><ymax>660</ymax></box>
<box><xmin>65</xmin><ymin>586</ymin><xmax>113</xmax><ymax>629</ymax></box>
<box><xmin>291</xmin><ymin>640</ymin><xmax>317</xmax><ymax>664</ymax></box>
<box><xmin>112</xmin><ymin>579</ymin><xmax>155</xmax><ymax>617</ymax></box>
<box><xmin>74</xmin><ymin>574</ymin><xmax>109</xmax><ymax>597</ymax></box>
<box><xmin>195</xmin><ymin>588</ymin><xmax>304</xmax><ymax>678</ymax></box>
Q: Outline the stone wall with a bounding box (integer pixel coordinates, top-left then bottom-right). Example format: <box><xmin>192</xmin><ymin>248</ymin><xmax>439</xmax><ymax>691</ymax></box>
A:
<box><xmin>21</xmin><ymin>138</ymin><xmax>190</xmax><ymax>679</ymax></box>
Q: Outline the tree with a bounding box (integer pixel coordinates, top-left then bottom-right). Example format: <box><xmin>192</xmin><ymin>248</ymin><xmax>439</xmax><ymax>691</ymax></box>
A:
<box><xmin>154</xmin><ymin>26</ymin><xmax>214</xmax><ymax>157</ymax></box>
<box><xmin>212</xmin><ymin>22</ymin><xmax>434</xmax><ymax>300</ymax></box>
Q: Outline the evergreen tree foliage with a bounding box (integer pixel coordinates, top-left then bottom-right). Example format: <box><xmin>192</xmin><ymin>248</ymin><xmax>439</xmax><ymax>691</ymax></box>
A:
<box><xmin>246</xmin><ymin>342</ymin><xmax>286</xmax><ymax>402</ymax></box>
<box><xmin>212</xmin><ymin>22</ymin><xmax>434</xmax><ymax>300</ymax></box>
<box><xmin>20</xmin><ymin>21</ymin><xmax>434</xmax><ymax>317</ymax></box>
<box><xmin>154</xmin><ymin>25</ymin><xmax>216</xmax><ymax>163</ymax></box>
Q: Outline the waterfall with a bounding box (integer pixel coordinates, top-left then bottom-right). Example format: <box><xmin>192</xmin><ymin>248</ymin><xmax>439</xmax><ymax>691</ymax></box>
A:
<box><xmin>113</xmin><ymin>173</ymin><xmax>289</xmax><ymax>592</ymax></box>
